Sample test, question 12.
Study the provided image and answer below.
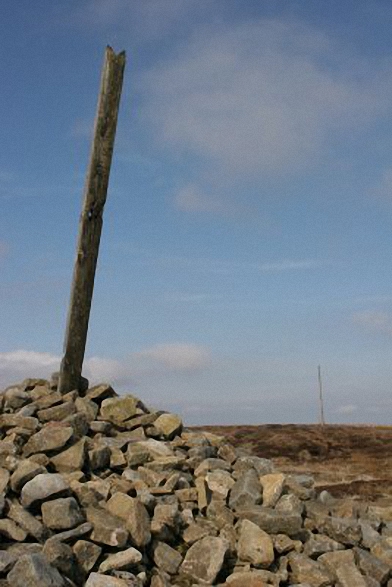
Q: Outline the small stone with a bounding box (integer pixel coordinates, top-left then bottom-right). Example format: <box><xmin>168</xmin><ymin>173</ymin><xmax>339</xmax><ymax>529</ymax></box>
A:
<box><xmin>0</xmin><ymin>468</ymin><xmax>10</xmax><ymax>493</ymax></box>
<box><xmin>105</xmin><ymin>493</ymin><xmax>151</xmax><ymax>547</ymax></box>
<box><xmin>85</xmin><ymin>573</ymin><xmax>131</xmax><ymax>587</ymax></box>
<box><xmin>37</xmin><ymin>401</ymin><xmax>76</xmax><ymax>423</ymax></box>
<box><xmin>288</xmin><ymin>553</ymin><xmax>333</xmax><ymax>587</ymax></box>
<box><xmin>98</xmin><ymin>547</ymin><xmax>143</xmax><ymax>573</ymax></box>
<box><xmin>50</xmin><ymin>437</ymin><xmax>88</xmax><ymax>472</ymax></box>
<box><xmin>41</xmin><ymin>497</ymin><xmax>84</xmax><ymax>530</ymax></box>
<box><xmin>86</xmin><ymin>506</ymin><xmax>129</xmax><ymax>547</ymax></box>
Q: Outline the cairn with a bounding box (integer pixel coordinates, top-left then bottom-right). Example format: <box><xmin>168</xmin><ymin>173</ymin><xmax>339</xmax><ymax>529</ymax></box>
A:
<box><xmin>0</xmin><ymin>376</ymin><xmax>392</xmax><ymax>586</ymax></box>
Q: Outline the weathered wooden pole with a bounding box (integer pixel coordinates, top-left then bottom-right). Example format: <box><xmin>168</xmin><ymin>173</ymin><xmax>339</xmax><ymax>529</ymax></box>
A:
<box><xmin>58</xmin><ymin>46</ymin><xmax>126</xmax><ymax>394</ymax></box>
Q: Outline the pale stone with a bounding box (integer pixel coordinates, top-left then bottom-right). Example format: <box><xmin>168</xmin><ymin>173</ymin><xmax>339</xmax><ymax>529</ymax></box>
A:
<box><xmin>98</xmin><ymin>547</ymin><xmax>142</xmax><ymax>573</ymax></box>
<box><xmin>7</xmin><ymin>553</ymin><xmax>66</xmax><ymax>587</ymax></box>
<box><xmin>21</xmin><ymin>473</ymin><xmax>70</xmax><ymax>508</ymax></box>
<box><xmin>260</xmin><ymin>473</ymin><xmax>285</xmax><ymax>507</ymax></box>
<box><xmin>237</xmin><ymin>519</ymin><xmax>274</xmax><ymax>567</ymax></box>
<box><xmin>41</xmin><ymin>496</ymin><xmax>84</xmax><ymax>530</ymax></box>
<box><xmin>180</xmin><ymin>536</ymin><xmax>228</xmax><ymax>584</ymax></box>
<box><xmin>23</xmin><ymin>426</ymin><xmax>73</xmax><ymax>457</ymax></box>
<box><xmin>153</xmin><ymin>413</ymin><xmax>183</xmax><ymax>439</ymax></box>
<box><xmin>100</xmin><ymin>396</ymin><xmax>139</xmax><ymax>422</ymax></box>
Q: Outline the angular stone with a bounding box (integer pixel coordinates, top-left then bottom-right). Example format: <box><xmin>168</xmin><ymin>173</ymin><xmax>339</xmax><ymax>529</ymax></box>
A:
<box><xmin>75</xmin><ymin>397</ymin><xmax>99</xmax><ymax>422</ymax></box>
<box><xmin>229</xmin><ymin>468</ymin><xmax>262</xmax><ymax>510</ymax></box>
<box><xmin>45</xmin><ymin>522</ymin><xmax>93</xmax><ymax>546</ymax></box>
<box><xmin>10</xmin><ymin>460</ymin><xmax>46</xmax><ymax>492</ymax></box>
<box><xmin>37</xmin><ymin>401</ymin><xmax>76</xmax><ymax>423</ymax></box>
<box><xmin>153</xmin><ymin>413</ymin><xmax>183</xmax><ymax>439</ymax></box>
<box><xmin>288</xmin><ymin>553</ymin><xmax>333</xmax><ymax>586</ymax></box>
<box><xmin>85</xmin><ymin>384</ymin><xmax>117</xmax><ymax>402</ymax></box>
<box><xmin>371</xmin><ymin>539</ymin><xmax>392</xmax><ymax>567</ymax></box>
<box><xmin>180</xmin><ymin>536</ymin><xmax>228</xmax><ymax>584</ymax></box>
<box><xmin>0</xmin><ymin>414</ymin><xmax>39</xmax><ymax>431</ymax></box>
<box><xmin>153</xmin><ymin>541</ymin><xmax>183</xmax><ymax>574</ymax></box>
<box><xmin>50</xmin><ymin>437</ymin><xmax>88</xmax><ymax>473</ymax></box>
<box><xmin>23</xmin><ymin>426</ymin><xmax>73</xmax><ymax>457</ymax></box>
<box><xmin>0</xmin><ymin>518</ymin><xmax>27</xmax><ymax>541</ymax></box>
<box><xmin>73</xmin><ymin>539</ymin><xmax>102</xmax><ymax>574</ymax></box>
<box><xmin>335</xmin><ymin>562</ymin><xmax>368</xmax><ymax>587</ymax></box>
<box><xmin>21</xmin><ymin>473</ymin><xmax>70</xmax><ymax>508</ymax></box>
<box><xmin>237</xmin><ymin>519</ymin><xmax>274</xmax><ymax>567</ymax></box>
<box><xmin>89</xmin><ymin>445</ymin><xmax>111</xmax><ymax>470</ymax></box>
<box><xmin>354</xmin><ymin>547</ymin><xmax>390</xmax><ymax>584</ymax></box>
<box><xmin>41</xmin><ymin>496</ymin><xmax>84</xmax><ymax>530</ymax></box>
<box><xmin>238</xmin><ymin>506</ymin><xmax>303</xmax><ymax>536</ymax></box>
<box><xmin>100</xmin><ymin>396</ymin><xmax>139</xmax><ymax>423</ymax></box>
<box><xmin>206</xmin><ymin>469</ymin><xmax>235</xmax><ymax>499</ymax></box>
<box><xmin>7</xmin><ymin>499</ymin><xmax>47</xmax><ymax>540</ymax></box>
<box><xmin>98</xmin><ymin>547</ymin><xmax>143</xmax><ymax>573</ymax></box>
<box><xmin>86</xmin><ymin>506</ymin><xmax>129</xmax><ymax>547</ymax></box>
<box><xmin>260</xmin><ymin>473</ymin><xmax>285</xmax><ymax>507</ymax></box>
<box><xmin>7</xmin><ymin>553</ymin><xmax>66</xmax><ymax>587</ymax></box>
<box><xmin>105</xmin><ymin>493</ymin><xmax>151</xmax><ymax>547</ymax></box>
<box><xmin>42</xmin><ymin>540</ymin><xmax>76</xmax><ymax>580</ymax></box>
<box><xmin>318</xmin><ymin>549</ymin><xmax>356</xmax><ymax>576</ymax></box>
<box><xmin>321</xmin><ymin>516</ymin><xmax>362</xmax><ymax>546</ymax></box>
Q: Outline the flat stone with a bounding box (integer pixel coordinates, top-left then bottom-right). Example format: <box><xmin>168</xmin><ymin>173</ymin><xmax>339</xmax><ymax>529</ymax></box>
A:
<box><xmin>85</xmin><ymin>384</ymin><xmax>117</xmax><ymax>402</ymax></box>
<box><xmin>354</xmin><ymin>547</ymin><xmax>390</xmax><ymax>584</ymax></box>
<box><xmin>0</xmin><ymin>414</ymin><xmax>39</xmax><ymax>431</ymax></box>
<box><xmin>98</xmin><ymin>547</ymin><xmax>142</xmax><ymax>573</ymax></box>
<box><xmin>225</xmin><ymin>571</ymin><xmax>270</xmax><ymax>586</ymax></box>
<box><xmin>23</xmin><ymin>426</ymin><xmax>73</xmax><ymax>457</ymax></box>
<box><xmin>41</xmin><ymin>496</ymin><xmax>84</xmax><ymax>530</ymax></box>
<box><xmin>238</xmin><ymin>506</ymin><xmax>303</xmax><ymax>536</ymax></box>
<box><xmin>37</xmin><ymin>401</ymin><xmax>76</xmax><ymax>423</ymax></box>
<box><xmin>7</xmin><ymin>553</ymin><xmax>66</xmax><ymax>587</ymax></box>
<box><xmin>21</xmin><ymin>473</ymin><xmax>70</xmax><ymax>508</ymax></box>
<box><xmin>237</xmin><ymin>519</ymin><xmax>274</xmax><ymax>567</ymax></box>
<box><xmin>180</xmin><ymin>536</ymin><xmax>228</xmax><ymax>584</ymax></box>
<box><xmin>205</xmin><ymin>469</ymin><xmax>235</xmax><ymax>499</ymax></box>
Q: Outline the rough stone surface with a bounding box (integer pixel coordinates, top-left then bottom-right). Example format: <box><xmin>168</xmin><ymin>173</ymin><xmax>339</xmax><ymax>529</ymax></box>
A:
<box><xmin>1</xmin><ymin>376</ymin><xmax>391</xmax><ymax>587</ymax></box>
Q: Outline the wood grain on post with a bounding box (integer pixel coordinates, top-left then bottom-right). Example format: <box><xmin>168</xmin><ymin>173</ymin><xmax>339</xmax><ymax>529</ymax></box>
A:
<box><xmin>58</xmin><ymin>47</ymin><xmax>126</xmax><ymax>394</ymax></box>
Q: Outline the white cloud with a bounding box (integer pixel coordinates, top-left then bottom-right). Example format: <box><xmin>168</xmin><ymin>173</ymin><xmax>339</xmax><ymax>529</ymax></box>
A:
<box><xmin>0</xmin><ymin>350</ymin><xmax>60</xmax><ymax>388</ymax></box>
<box><xmin>140</xmin><ymin>18</ymin><xmax>391</xmax><ymax>175</ymax></box>
<box><xmin>353</xmin><ymin>311</ymin><xmax>392</xmax><ymax>336</ymax></box>
<box><xmin>135</xmin><ymin>343</ymin><xmax>211</xmax><ymax>372</ymax></box>
<box><xmin>0</xmin><ymin>343</ymin><xmax>211</xmax><ymax>391</ymax></box>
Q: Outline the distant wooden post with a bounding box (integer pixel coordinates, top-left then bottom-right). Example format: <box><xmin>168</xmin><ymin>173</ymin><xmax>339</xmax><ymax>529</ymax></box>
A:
<box><xmin>318</xmin><ymin>365</ymin><xmax>326</xmax><ymax>426</ymax></box>
<box><xmin>58</xmin><ymin>46</ymin><xmax>126</xmax><ymax>394</ymax></box>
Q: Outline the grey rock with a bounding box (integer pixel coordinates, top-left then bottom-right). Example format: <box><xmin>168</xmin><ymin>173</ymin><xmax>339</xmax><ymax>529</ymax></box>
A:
<box><xmin>7</xmin><ymin>553</ymin><xmax>66</xmax><ymax>587</ymax></box>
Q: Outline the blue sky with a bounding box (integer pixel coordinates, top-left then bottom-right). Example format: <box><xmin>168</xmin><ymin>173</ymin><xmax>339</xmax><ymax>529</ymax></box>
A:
<box><xmin>1</xmin><ymin>0</ymin><xmax>392</xmax><ymax>425</ymax></box>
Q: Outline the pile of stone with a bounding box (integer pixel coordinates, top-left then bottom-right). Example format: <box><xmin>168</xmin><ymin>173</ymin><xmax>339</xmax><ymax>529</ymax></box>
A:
<box><xmin>1</xmin><ymin>376</ymin><xmax>392</xmax><ymax>587</ymax></box>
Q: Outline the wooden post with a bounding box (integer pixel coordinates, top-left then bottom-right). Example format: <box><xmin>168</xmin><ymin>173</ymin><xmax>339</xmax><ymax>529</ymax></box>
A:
<box><xmin>318</xmin><ymin>365</ymin><xmax>326</xmax><ymax>426</ymax></box>
<box><xmin>58</xmin><ymin>46</ymin><xmax>126</xmax><ymax>394</ymax></box>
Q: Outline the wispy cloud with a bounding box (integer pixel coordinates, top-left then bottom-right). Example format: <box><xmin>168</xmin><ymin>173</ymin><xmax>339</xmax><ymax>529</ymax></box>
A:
<box><xmin>174</xmin><ymin>184</ymin><xmax>228</xmax><ymax>215</ymax></box>
<box><xmin>352</xmin><ymin>311</ymin><xmax>392</xmax><ymax>336</ymax></box>
<box><xmin>335</xmin><ymin>403</ymin><xmax>358</xmax><ymax>415</ymax></box>
<box><xmin>0</xmin><ymin>342</ymin><xmax>212</xmax><ymax>391</ymax></box>
<box><xmin>140</xmin><ymin>18</ymin><xmax>391</xmax><ymax>176</ymax></box>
